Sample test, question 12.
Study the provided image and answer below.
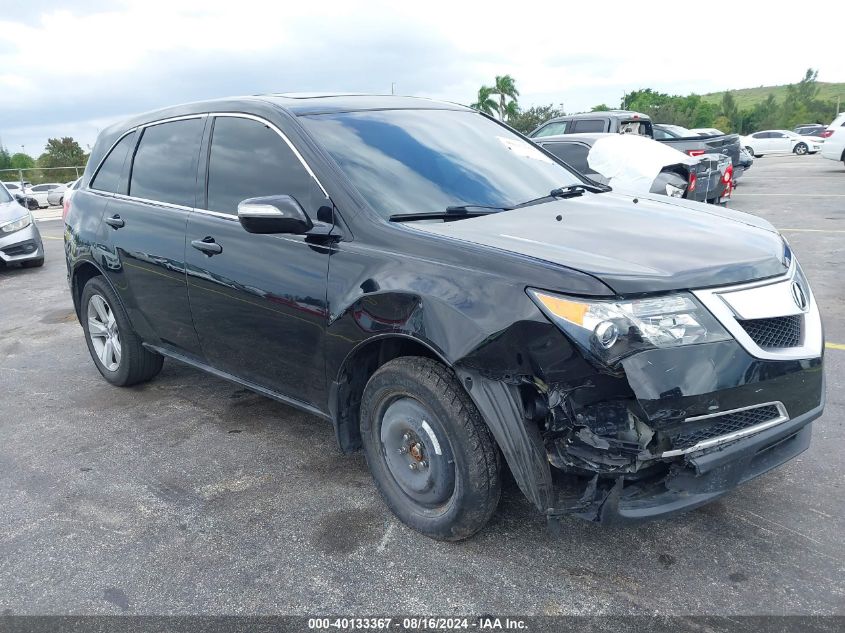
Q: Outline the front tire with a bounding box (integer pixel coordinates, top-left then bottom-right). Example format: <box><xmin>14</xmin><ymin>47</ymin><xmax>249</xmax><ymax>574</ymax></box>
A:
<box><xmin>360</xmin><ymin>357</ymin><xmax>501</xmax><ymax>541</ymax></box>
<box><xmin>794</xmin><ymin>142</ymin><xmax>808</xmax><ymax>155</ymax></box>
<box><xmin>81</xmin><ymin>276</ymin><xmax>163</xmax><ymax>386</ymax></box>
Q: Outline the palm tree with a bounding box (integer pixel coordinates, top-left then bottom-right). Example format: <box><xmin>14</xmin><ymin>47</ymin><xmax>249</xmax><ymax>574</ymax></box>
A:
<box><xmin>470</xmin><ymin>86</ymin><xmax>497</xmax><ymax>116</ymax></box>
<box><xmin>492</xmin><ymin>75</ymin><xmax>519</xmax><ymax>121</ymax></box>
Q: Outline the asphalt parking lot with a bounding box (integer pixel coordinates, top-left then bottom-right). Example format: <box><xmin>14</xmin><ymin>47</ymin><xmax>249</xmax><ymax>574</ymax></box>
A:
<box><xmin>1</xmin><ymin>154</ymin><xmax>843</xmax><ymax>616</ymax></box>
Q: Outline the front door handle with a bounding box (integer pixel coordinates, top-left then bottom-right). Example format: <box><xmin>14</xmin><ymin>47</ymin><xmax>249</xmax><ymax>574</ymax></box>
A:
<box><xmin>191</xmin><ymin>236</ymin><xmax>223</xmax><ymax>256</ymax></box>
<box><xmin>104</xmin><ymin>214</ymin><xmax>124</xmax><ymax>229</ymax></box>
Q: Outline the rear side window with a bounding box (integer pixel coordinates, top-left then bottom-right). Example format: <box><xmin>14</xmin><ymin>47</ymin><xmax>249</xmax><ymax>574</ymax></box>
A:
<box><xmin>532</xmin><ymin>121</ymin><xmax>568</xmax><ymax>138</ymax></box>
<box><xmin>90</xmin><ymin>131</ymin><xmax>136</xmax><ymax>194</ymax></box>
<box><xmin>206</xmin><ymin>116</ymin><xmax>318</xmax><ymax>215</ymax></box>
<box><xmin>571</xmin><ymin>119</ymin><xmax>605</xmax><ymax>133</ymax></box>
<box><xmin>542</xmin><ymin>142</ymin><xmax>592</xmax><ymax>174</ymax></box>
<box><xmin>130</xmin><ymin>119</ymin><xmax>204</xmax><ymax>207</ymax></box>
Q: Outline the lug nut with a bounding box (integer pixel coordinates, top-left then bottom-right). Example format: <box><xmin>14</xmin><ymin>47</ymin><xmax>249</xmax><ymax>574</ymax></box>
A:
<box><xmin>419</xmin><ymin>460</ymin><xmax>428</xmax><ymax>468</ymax></box>
<box><xmin>397</xmin><ymin>446</ymin><xmax>408</xmax><ymax>454</ymax></box>
<box><xmin>403</xmin><ymin>432</ymin><xmax>411</xmax><ymax>442</ymax></box>
<box><xmin>408</xmin><ymin>463</ymin><xmax>418</xmax><ymax>471</ymax></box>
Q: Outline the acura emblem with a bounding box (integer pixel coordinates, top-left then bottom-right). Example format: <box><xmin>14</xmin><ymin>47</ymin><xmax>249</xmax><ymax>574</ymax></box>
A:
<box><xmin>791</xmin><ymin>281</ymin><xmax>808</xmax><ymax>311</ymax></box>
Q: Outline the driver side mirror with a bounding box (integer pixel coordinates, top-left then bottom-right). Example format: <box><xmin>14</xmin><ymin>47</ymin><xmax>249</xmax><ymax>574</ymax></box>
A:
<box><xmin>237</xmin><ymin>195</ymin><xmax>314</xmax><ymax>235</ymax></box>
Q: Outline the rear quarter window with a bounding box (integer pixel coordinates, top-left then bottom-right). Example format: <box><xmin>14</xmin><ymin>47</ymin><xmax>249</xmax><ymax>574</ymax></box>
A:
<box><xmin>570</xmin><ymin>119</ymin><xmax>605</xmax><ymax>133</ymax></box>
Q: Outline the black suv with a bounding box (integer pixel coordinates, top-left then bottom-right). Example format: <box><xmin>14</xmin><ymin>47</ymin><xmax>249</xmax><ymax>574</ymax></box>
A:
<box><xmin>65</xmin><ymin>95</ymin><xmax>825</xmax><ymax>540</ymax></box>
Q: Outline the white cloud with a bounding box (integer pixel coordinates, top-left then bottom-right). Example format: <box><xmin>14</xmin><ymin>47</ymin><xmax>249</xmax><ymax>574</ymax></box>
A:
<box><xmin>0</xmin><ymin>0</ymin><xmax>841</xmax><ymax>154</ymax></box>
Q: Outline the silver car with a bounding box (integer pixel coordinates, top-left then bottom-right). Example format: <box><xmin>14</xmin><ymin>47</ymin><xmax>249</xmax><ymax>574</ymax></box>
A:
<box><xmin>0</xmin><ymin>182</ymin><xmax>44</xmax><ymax>268</ymax></box>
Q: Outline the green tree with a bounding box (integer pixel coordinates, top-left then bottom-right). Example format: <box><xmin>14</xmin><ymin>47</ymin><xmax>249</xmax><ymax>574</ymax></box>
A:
<box><xmin>10</xmin><ymin>153</ymin><xmax>35</xmax><ymax>169</ymax></box>
<box><xmin>491</xmin><ymin>74</ymin><xmax>519</xmax><ymax>121</ymax></box>
<box><xmin>0</xmin><ymin>143</ymin><xmax>11</xmax><ymax>170</ymax></box>
<box><xmin>591</xmin><ymin>104</ymin><xmax>611</xmax><ymax>111</ymax></box>
<box><xmin>470</xmin><ymin>86</ymin><xmax>497</xmax><ymax>116</ymax></box>
<box><xmin>505</xmin><ymin>103</ymin><xmax>565</xmax><ymax>135</ymax></box>
<box><xmin>37</xmin><ymin>137</ymin><xmax>87</xmax><ymax>168</ymax></box>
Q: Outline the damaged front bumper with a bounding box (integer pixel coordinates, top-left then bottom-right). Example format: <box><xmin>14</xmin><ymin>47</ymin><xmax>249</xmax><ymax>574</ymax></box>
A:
<box><xmin>457</xmin><ymin>339</ymin><xmax>825</xmax><ymax>525</ymax></box>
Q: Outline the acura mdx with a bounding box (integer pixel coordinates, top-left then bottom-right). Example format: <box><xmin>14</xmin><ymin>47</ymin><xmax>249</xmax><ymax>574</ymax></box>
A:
<box><xmin>64</xmin><ymin>94</ymin><xmax>825</xmax><ymax>540</ymax></box>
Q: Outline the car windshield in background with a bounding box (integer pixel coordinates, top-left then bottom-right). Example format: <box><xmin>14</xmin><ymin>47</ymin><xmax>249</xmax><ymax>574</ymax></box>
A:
<box><xmin>0</xmin><ymin>185</ymin><xmax>13</xmax><ymax>204</ymax></box>
<box><xmin>301</xmin><ymin>109</ymin><xmax>583</xmax><ymax>218</ymax></box>
<box><xmin>662</xmin><ymin>124</ymin><xmax>694</xmax><ymax>137</ymax></box>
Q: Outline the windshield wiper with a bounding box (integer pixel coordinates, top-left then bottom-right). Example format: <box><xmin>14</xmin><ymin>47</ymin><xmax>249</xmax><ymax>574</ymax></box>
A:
<box><xmin>514</xmin><ymin>183</ymin><xmax>611</xmax><ymax>209</ymax></box>
<box><xmin>390</xmin><ymin>204</ymin><xmax>510</xmax><ymax>223</ymax></box>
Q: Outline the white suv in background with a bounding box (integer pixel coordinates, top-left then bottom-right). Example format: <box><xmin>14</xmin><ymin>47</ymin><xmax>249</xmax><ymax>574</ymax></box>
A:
<box><xmin>820</xmin><ymin>112</ymin><xmax>845</xmax><ymax>167</ymax></box>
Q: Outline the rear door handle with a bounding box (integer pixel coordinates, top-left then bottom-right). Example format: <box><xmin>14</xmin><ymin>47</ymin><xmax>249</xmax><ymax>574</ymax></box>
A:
<box><xmin>104</xmin><ymin>214</ymin><xmax>124</xmax><ymax>229</ymax></box>
<box><xmin>191</xmin><ymin>236</ymin><xmax>223</xmax><ymax>256</ymax></box>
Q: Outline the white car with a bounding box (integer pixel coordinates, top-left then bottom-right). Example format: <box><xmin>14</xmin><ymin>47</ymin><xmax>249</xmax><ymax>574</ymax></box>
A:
<box><xmin>820</xmin><ymin>112</ymin><xmax>845</xmax><ymax>167</ymax></box>
<box><xmin>46</xmin><ymin>180</ymin><xmax>79</xmax><ymax>207</ymax></box>
<box><xmin>24</xmin><ymin>182</ymin><xmax>63</xmax><ymax>208</ymax></box>
<box><xmin>740</xmin><ymin>130</ymin><xmax>822</xmax><ymax>157</ymax></box>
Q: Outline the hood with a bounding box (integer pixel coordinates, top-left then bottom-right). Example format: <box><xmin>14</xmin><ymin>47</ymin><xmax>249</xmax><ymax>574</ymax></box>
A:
<box><xmin>0</xmin><ymin>198</ymin><xmax>29</xmax><ymax>224</ymax></box>
<box><xmin>409</xmin><ymin>192</ymin><xmax>787</xmax><ymax>294</ymax></box>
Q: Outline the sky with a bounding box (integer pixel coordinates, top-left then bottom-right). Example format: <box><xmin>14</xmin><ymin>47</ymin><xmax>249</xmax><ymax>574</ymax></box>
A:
<box><xmin>1</xmin><ymin>0</ymin><xmax>842</xmax><ymax>158</ymax></box>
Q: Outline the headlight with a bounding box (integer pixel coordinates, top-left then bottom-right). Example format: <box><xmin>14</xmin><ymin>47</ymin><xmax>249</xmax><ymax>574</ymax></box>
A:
<box><xmin>527</xmin><ymin>289</ymin><xmax>731</xmax><ymax>364</ymax></box>
<box><xmin>665</xmin><ymin>183</ymin><xmax>685</xmax><ymax>198</ymax></box>
<box><xmin>0</xmin><ymin>214</ymin><xmax>32</xmax><ymax>234</ymax></box>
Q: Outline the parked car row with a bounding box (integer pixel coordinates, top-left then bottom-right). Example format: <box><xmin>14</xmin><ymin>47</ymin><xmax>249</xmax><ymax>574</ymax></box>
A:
<box><xmin>1</xmin><ymin>179</ymin><xmax>79</xmax><ymax>208</ymax></box>
<box><xmin>528</xmin><ymin>111</ymin><xmax>741</xmax><ymax>204</ymax></box>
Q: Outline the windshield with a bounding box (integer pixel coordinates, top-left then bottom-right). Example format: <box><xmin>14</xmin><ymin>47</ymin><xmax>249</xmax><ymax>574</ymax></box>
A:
<box><xmin>301</xmin><ymin>109</ymin><xmax>583</xmax><ymax>217</ymax></box>
<box><xmin>663</xmin><ymin>124</ymin><xmax>693</xmax><ymax>137</ymax></box>
<box><xmin>0</xmin><ymin>184</ymin><xmax>13</xmax><ymax>204</ymax></box>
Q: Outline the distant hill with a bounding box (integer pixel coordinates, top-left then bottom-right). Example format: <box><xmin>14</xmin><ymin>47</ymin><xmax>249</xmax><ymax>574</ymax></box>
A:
<box><xmin>701</xmin><ymin>82</ymin><xmax>845</xmax><ymax>111</ymax></box>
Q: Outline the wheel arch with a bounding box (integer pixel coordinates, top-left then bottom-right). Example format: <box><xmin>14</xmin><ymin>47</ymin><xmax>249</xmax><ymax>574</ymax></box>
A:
<box><xmin>329</xmin><ymin>333</ymin><xmax>449</xmax><ymax>453</ymax></box>
<box><xmin>70</xmin><ymin>260</ymin><xmax>128</xmax><ymax>325</ymax></box>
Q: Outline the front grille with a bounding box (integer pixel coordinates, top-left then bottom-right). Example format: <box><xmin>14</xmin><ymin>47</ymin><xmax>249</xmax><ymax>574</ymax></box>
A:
<box><xmin>738</xmin><ymin>315</ymin><xmax>801</xmax><ymax>349</ymax></box>
<box><xmin>670</xmin><ymin>404</ymin><xmax>782</xmax><ymax>451</ymax></box>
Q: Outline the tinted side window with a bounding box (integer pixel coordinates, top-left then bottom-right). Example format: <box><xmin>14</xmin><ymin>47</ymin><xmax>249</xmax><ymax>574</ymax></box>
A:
<box><xmin>130</xmin><ymin>119</ymin><xmax>203</xmax><ymax>207</ymax></box>
<box><xmin>532</xmin><ymin>121</ymin><xmax>568</xmax><ymax>138</ymax></box>
<box><xmin>543</xmin><ymin>142</ymin><xmax>592</xmax><ymax>174</ymax></box>
<box><xmin>206</xmin><ymin>116</ymin><xmax>318</xmax><ymax>215</ymax></box>
<box><xmin>90</xmin><ymin>131</ymin><xmax>136</xmax><ymax>194</ymax></box>
<box><xmin>571</xmin><ymin>119</ymin><xmax>605</xmax><ymax>133</ymax></box>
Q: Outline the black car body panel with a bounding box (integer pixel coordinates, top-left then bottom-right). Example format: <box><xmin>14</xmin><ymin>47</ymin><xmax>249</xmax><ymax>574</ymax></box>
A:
<box><xmin>65</xmin><ymin>94</ymin><xmax>825</xmax><ymax>528</ymax></box>
<box><xmin>407</xmin><ymin>193</ymin><xmax>786</xmax><ymax>294</ymax></box>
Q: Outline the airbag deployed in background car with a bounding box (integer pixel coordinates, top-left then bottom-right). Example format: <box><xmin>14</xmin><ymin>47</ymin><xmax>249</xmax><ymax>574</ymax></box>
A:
<box><xmin>587</xmin><ymin>134</ymin><xmax>697</xmax><ymax>194</ymax></box>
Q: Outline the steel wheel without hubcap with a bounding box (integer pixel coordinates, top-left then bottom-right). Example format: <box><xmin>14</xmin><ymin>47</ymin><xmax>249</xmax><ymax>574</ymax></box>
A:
<box><xmin>795</xmin><ymin>143</ymin><xmax>808</xmax><ymax>155</ymax></box>
<box><xmin>87</xmin><ymin>294</ymin><xmax>122</xmax><ymax>371</ymax></box>
<box><xmin>380</xmin><ymin>397</ymin><xmax>455</xmax><ymax>507</ymax></box>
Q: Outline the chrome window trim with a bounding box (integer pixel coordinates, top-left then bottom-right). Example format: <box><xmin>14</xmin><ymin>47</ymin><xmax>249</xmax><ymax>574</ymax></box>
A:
<box><xmin>88</xmin><ymin>112</ymin><xmax>329</xmax><ymax>213</ymax></box>
<box><xmin>112</xmin><ymin>193</ymin><xmax>193</xmax><ymax>213</ymax></box>
<box><xmin>660</xmin><ymin>401</ymin><xmax>789</xmax><ymax>458</ymax></box>
<box><xmin>692</xmin><ymin>258</ymin><xmax>823</xmax><ymax>361</ymax></box>
<box><xmin>207</xmin><ymin>111</ymin><xmax>329</xmax><ymax>199</ymax></box>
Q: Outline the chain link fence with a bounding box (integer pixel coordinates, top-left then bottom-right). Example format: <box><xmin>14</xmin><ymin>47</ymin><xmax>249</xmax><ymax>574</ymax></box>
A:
<box><xmin>0</xmin><ymin>165</ymin><xmax>86</xmax><ymax>187</ymax></box>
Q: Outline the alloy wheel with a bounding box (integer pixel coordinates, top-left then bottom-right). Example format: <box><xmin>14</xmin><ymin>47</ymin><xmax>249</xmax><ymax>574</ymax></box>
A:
<box><xmin>87</xmin><ymin>294</ymin><xmax>122</xmax><ymax>371</ymax></box>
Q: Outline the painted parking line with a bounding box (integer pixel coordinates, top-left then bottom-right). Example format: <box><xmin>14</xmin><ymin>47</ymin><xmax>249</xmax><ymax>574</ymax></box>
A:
<box><xmin>827</xmin><ymin>343</ymin><xmax>845</xmax><ymax>351</ymax></box>
<box><xmin>732</xmin><ymin>193</ymin><xmax>845</xmax><ymax>197</ymax></box>
<box><xmin>42</xmin><ymin>236</ymin><xmax>63</xmax><ymax>240</ymax></box>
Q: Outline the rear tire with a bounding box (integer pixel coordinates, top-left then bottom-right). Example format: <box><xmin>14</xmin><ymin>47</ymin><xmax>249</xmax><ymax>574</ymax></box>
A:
<box><xmin>80</xmin><ymin>276</ymin><xmax>163</xmax><ymax>386</ymax></box>
<box><xmin>360</xmin><ymin>357</ymin><xmax>501</xmax><ymax>541</ymax></box>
